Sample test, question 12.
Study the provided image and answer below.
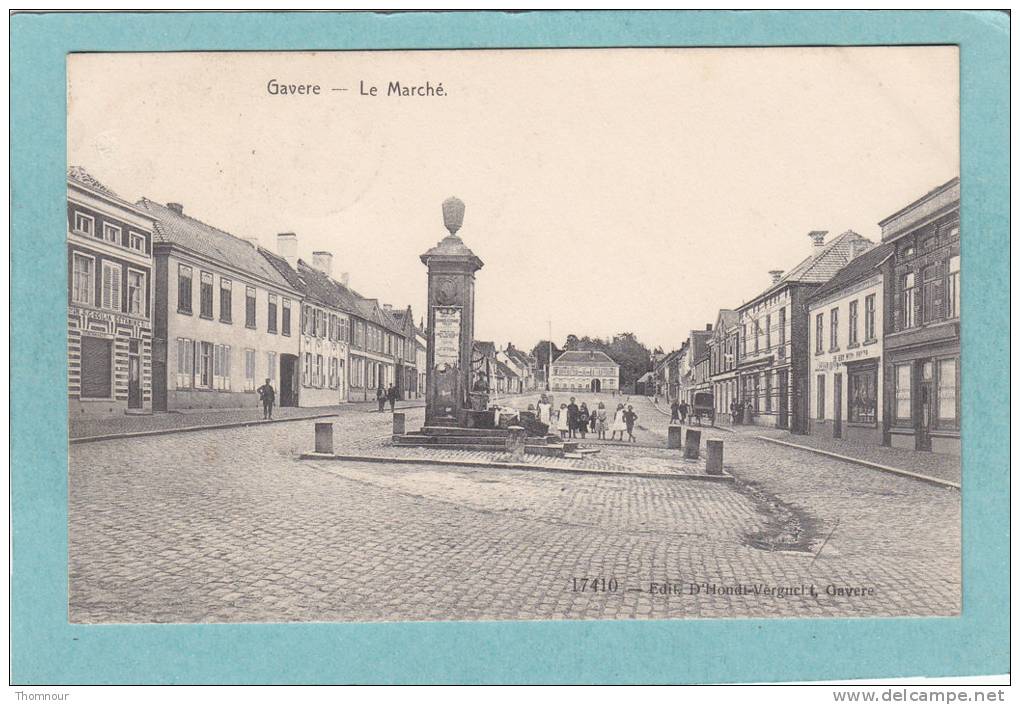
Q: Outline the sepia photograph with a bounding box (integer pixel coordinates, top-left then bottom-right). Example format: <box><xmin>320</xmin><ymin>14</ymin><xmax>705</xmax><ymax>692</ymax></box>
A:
<box><xmin>65</xmin><ymin>46</ymin><xmax>962</xmax><ymax>625</ymax></box>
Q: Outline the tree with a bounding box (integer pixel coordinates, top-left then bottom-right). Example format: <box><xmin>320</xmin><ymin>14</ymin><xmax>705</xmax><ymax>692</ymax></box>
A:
<box><xmin>530</xmin><ymin>340</ymin><xmax>562</xmax><ymax>370</ymax></box>
<box><xmin>607</xmin><ymin>332</ymin><xmax>653</xmax><ymax>387</ymax></box>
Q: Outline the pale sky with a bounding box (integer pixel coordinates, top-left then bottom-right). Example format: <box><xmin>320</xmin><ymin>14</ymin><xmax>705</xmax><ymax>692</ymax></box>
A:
<box><xmin>68</xmin><ymin>47</ymin><xmax>958</xmax><ymax>352</ymax></box>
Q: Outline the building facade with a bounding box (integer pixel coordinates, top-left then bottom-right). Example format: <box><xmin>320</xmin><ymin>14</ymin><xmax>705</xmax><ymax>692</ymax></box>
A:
<box><xmin>807</xmin><ymin>243</ymin><xmax>893</xmax><ymax>446</ymax></box>
<box><xmin>736</xmin><ymin>230</ymin><xmax>874</xmax><ymax>432</ymax></box>
<box><xmin>549</xmin><ymin>350</ymin><xmax>619</xmax><ymax>393</ymax></box>
<box><xmin>67</xmin><ymin>167</ymin><xmax>155</xmax><ymax>415</ymax></box>
<box><xmin>708</xmin><ymin>310</ymin><xmax>739</xmax><ymax>417</ymax></box>
<box><xmin>137</xmin><ymin>199</ymin><xmax>303</xmax><ymax>411</ymax></box>
<box><xmin>880</xmin><ymin>178</ymin><xmax>961</xmax><ymax>455</ymax></box>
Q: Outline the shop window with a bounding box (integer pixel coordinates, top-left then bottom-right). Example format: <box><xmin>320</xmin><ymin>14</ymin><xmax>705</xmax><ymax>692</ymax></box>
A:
<box><xmin>894</xmin><ymin>363</ymin><xmax>912</xmax><ymax>423</ymax></box>
<box><xmin>936</xmin><ymin>358</ymin><xmax>959</xmax><ymax>428</ymax></box>
<box><xmin>80</xmin><ymin>336</ymin><xmax>113</xmax><ymax>398</ymax></box>
<box><xmin>848</xmin><ymin>366</ymin><xmax>877</xmax><ymax>424</ymax></box>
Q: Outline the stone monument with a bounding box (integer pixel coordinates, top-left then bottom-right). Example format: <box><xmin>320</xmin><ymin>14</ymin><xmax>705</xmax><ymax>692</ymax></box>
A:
<box><xmin>421</xmin><ymin>197</ymin><xmax>484</xmax><ymax>427</ymax></box>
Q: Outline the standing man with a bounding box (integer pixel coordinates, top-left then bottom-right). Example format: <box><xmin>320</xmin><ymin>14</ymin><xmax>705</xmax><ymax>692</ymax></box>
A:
<box><xmin>623</xmin><ymin>404</ymin><xmax>638</xmax><ymax>443</ymax></box>
<box><xmin>670</xmin><ymin>398</ymin><xmax>680</xmax><ymax>424</ymax></box>
<box><xmin>376</xmin><ymin>383</ymin><xmax>386</xmax><ymax>413</ymax></box>
<box><xmin>387</xmin><ymin>383</ymin><xmax>398</xmax><ymax>413</ymax></box>
<box><xmin>566</xmin><ymin>397</ymin><xmax>579</xmax><ymax>439</ymax></box>
<box><xmin>678</xmin><ymin>399</ymin><xmax>689</xmax><ymax>425</ymax></box>
<box><xmin>257</xmin><ymin>378</ymin><xmax>276</xmax><ymax>420</ymax></box>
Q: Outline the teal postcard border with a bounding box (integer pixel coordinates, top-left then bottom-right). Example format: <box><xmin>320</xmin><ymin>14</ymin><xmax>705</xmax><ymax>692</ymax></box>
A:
<box><xmin>10</xmin><ymin>10</ymin><xmax>1009</xmax><ymax>684</ymax></box>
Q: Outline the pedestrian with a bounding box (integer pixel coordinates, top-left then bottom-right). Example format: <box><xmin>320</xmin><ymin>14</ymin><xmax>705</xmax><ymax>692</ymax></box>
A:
<box><xmin>557</xmin><ymin>403</ymin><xmax>570</xmax><ymax>439</ymax></box>
<box><xmin>670</xmin><ymin>399</ymin><xmax>680</xmax><ymax>423</ymax></box>
<box><xmin>610</xmin><ymin>403</ymin><xmax>627</xmax><ymax>441</ymax></box>
<box><xmin>623</xmin><ymin>404</ymin><xmax>638</xmax><ymax>443</ymax></box>
<box><xmin>577</xmin><ymin>403</ymin><xmax>590</xmax><ymax>439</ymax></box>
<box><xmin>679</xmin><ymin>400</ymin><xmax>689</xmax><ymax>424</ymax></box>
<box><xmin>567</xmin><ymin>397</ymin><xmax>579</xmax><ymax>439</ymax></box>
<box><xmin>595</xmin><ymin>401</ymin><xmax>608</xmax><ymax>440</ymax></box>
<box><xmin>589</xmin><ymin>404</ymin><xmax>598</xmax><ymax>433</ymax></box>
<box><xmin>537</xmin><ymin>394</ymin><xmax>552</xmax><ymax>426</ymax></box>
<box><xmin>731</xmin><ymin>400</ymin><xmax>741</xmax><ymax>425</ymax></box>
<box><xmin>376</xmin><ymin>384</ymin><xmax>386</xmax><ymax>413</ymax></box>
<box><xmin>387</xmin><ymin>383</ymin><xmax>398</xmax><ymax>412</ymax></box>
<box><xmin>256</xmin><ymin>378</ymin><xmax>276</xmax><ymax>420</ymax></box>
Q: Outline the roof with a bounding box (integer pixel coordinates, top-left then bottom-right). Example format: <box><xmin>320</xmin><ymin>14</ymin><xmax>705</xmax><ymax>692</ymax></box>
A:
<box><xmin>741</xmin><ymin>230</ymin><xmax>874</xmax><ymax>309</ymax></box>
<box><xmin>68</xmin><ymin>166</ymin><xmax>119</xmax><ymax>197</ymax></box>
<box><xmin>504</xmin><ymin>348</ymin><xmax>532</xmax><ymax>368</ymax></box>
<box><xmin>808</xmin><ymin>242</ymin><xmax>894</xmax><ymax>305</ymax></box>
<box><xmin>473</xmin><ymin>341</ymin><xmax>497</xmax><ymax>357</ymax></box>
<box><xmin>137</xmin><ymin>198</ymin><xmax>296</xmax><ymax>291</ymax></box>
<box><xmin>494</xmin><ymin>359</ymin><xmax>518</xmax><ymax>378</ymax></box>
<box><xmin>553</xmin><ymin>350</ymin><xmax>618</xmax><ymax>366</ymax></box>
<box><xmin>637</xmin><ymin>372</ymin><xmax>654</xmax><ymax>382</ymax></box>
<box><xmin>715</xmin><ymin>309</ymin><xmax>739</xmax><ymax>330</ymax></box>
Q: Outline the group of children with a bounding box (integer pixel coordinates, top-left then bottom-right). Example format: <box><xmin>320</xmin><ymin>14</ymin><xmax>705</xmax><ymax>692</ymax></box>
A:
<box><xmin>533</xmin><ymin>395</ymin><xmax>639</xmax><ymax>443</ymax></box>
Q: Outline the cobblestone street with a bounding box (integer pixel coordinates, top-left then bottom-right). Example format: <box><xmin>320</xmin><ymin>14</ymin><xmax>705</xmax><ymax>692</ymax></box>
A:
<box><xmin>69</xmin><ymin>394</ymin><xmax>960</xmax><ymax>623</ymax></box>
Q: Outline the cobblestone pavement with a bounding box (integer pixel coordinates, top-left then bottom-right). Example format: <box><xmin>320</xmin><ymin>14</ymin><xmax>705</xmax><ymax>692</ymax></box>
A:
<box><xmin>68</xmin><ymin>398</ymin><xmax>425</xmax><ymax>439</ymax></box>
<box><xmin>68</xmin><ymin>393</ymin><xmax>959</xmax><ymax>623</ymax></box>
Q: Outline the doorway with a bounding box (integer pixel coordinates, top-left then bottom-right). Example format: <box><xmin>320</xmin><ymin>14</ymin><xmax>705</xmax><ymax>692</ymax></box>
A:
<box><xmin>832</xmin><ymin>372</ymin><xmax>843</xmax><ymax>439</ymax></box>
<box><xmin>279</xmin><ymin>353</ymin><xmax>298</xmax><ymax>407</ymax></box>
<box><xmin>127</xmin><ymin>339</ymin><xmax>142</xmax><ymax>409</ymax></box>
<box><xmin>590</xmin><ymin>378</ymin><xmax>601</xmax><ymax>393</ymax></box>
<box><xmin>777</xmin><ymin>370</ymin><xmax>789</xmax><ymax>429</ymax></box>
<box><xmin>917</xmin><ymin>359</ymin><xmax>933</xmax><ymax>451</ymax></box>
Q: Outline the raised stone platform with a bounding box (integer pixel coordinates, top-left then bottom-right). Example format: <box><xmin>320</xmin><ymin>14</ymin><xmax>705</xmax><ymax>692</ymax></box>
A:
<box><xmin>392</xmin><ymin>425</ymin><xmax>599</xmax><ymax>459</ymax></box>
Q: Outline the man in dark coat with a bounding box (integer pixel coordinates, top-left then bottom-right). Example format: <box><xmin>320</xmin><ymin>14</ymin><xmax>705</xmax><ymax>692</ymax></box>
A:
<box><xmin>670</xmin><ymin>399</ymin><xmax>680</xmax><ymax>423</ymax></box>
<box><xmin>387</xmin><ymin>383</ymin><xmax>398</xmax><ymax>412</ymax></box>
<box><xmin>566</xmin><ymin>397</ymin><xmax>579</xmax><ymax>439</ymax></box>
<box><xmin>256</xmin><ymin>378</ymin><xmax>276</xmax><ymax>420</ymax></box>
<box><xmin>678</xmin><ymin>401</ymin><xmax>689</xmax><ymax>424</ymax></box>
<box><xmin>376</xmin><ymin>384</ymin><xmax>386</xmax><ymax>412</ymax></box>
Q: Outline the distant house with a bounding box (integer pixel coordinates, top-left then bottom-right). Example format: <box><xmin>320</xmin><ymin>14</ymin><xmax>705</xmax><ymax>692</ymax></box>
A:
<box><xmin>549</xmin><ymin>350</ymin><xmax>619</xmax><ymax>393</ymax></box>
<box><xmin>635</xmin><ymin>371</ymin><xmax>655</xmax><ymax>396</ymax></box>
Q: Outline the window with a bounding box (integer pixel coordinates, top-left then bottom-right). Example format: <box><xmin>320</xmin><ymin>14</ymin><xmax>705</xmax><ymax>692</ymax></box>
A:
<box><xmin>848</xmin><ymin>300</ymin><xmax>859</xmax><ymax>346</ymax></box>
<box><xmin>894</xmin><ymin>363</ymin><xmax>912</xmax><ymax>423</ymax></box>
<box><xmin>829</xmin><ymin>308</ymin><xmax>839</xmax><ymax>351</ymax></box>
<box><xmin>101</xmin><ymin>261</ymin><xmax>122</xmax><ymax>312</ymax></box>
<box><xmin>282</xmin><ymin>299</ymin><xmax>291</xmax><ymax>336</ymax></box>
<box><xmin>213</xmin><ymin>344</ymin><xmax>232</xmax><ymax>391</ymax></box>
<box><xmin>316</xmin><ymin>354</ymin><xmax>324</xmax><ymax>387</ymax></box>
<box><xmin>339</xmin><ymin>316</ymin><xmax>349</xmax><ymax>343</ymax></box>
<box><xmin>199</xmin><ymin>272</ymin><xmax>214</xmax><ymax>318</ymax></box>
<box><xmin>764</xmin><ymin>314</ymin><xmax>771</xmax><ymax>350</ymax></box>
<box><xmin>103</xmin><ymin>222</ymin><xmax>121</xmax><ymax>244</ymax></box>
<box><xmin>198</xmin><ymin>341</ymin><xmax>213</xmax><ymax>388</ymax></box>
<box><xmin>129</xmin><ymin>232</ymin><xmax>146</xmax><ymax>253</ymax></box>
<box><xmin>268</xmin><ymin>294</ymin><xmax>278</xmax><ymax>333</ymax></box>
<box><xmin>80</xmin><ymin>336</ymin><xmax>113</xmax><ymax>398</ymax></box>
<box><xmin>302</xmin><ymin>306</ymin><xmax>311</xmax><ymax>335</ymax></box>
<box><xmin>71</xmin><ymin>253</ymin><xmax>94</xmax><ymax>305</ymax></box>
<box><xmin>901</xmin><ymin>273</ymin><xmax>916</xmax><ymax>328</ymax></box>
<box><xmin>244</xmin><ymin>349</ymin><xmax>256</xmax><ymax>391</ymax></box>
<box><xmin>947</xmin><ymin>255</ymin><xmax>960</xmax><ymax>318</ymax></box>
<box><xmin>245</xmin><ymin>286</ymin><xmax>256</xmax><ymax>328</ymax></box>
<box><xmin>176</xmin><ymin>338</ymin><xmax>194</xmax><ymax>388</ymax></box>
<box><xmin>778</xmin><ymin>306</ymin><xmax>786</xmax><ymax>351</ymax></box>
<box><xmin>753</xmin><ymin>319</ymin><xmax>760</xmax><ymax>354</ymax></box>
<box><xmin>815</xmin><ymin>313</ymin><xmax>824</xmax><ymax>354</ymax></box>
<box><xmin>740</xmin><ymin>324</ymin><xmax>747</xmax><ymax>358</ymax></box>
<box><xmin>178</xmin><ymin>265</ymin><xmax>193</xmax><ymax>313</ymax></box>
<box><xmin>219</xmin><ymin>278</ymin><xmax>232</xmax><ymax>323</ymax></box>
<box><xmin>319</xmin><ymin>310</ymin><xmax>327</xmax><ymax>339</ymax></box>
<box><xmin>303</xmin><ymin>352</ymin><xmax>312</xmax><ymax>386</ymax></box>
<box><xmin>864</xmin><ymin>295</ymin><xmax>876</xmax><ymax>341</ymax></box>
<box><xmin>753</xmin><ymin>374</ymin><xmax>760</xmax><ymax>412</ymax></box>
<box><xmin>328</xmin><ymin>314</ymin><xmax>336</xmax><ymax>341</ymax></box>
<box><xmin>847</xmin><ymin>366</ymin><xmax>877</xmax><ymax>424</ymax></box>
<box><xmin>816</xmin><ymin>374</ymin><xmax>826</xmax><ymax>420</ymax></box>
<box><xmin>936</xmin><ymin>358</ymin><xmax>958</xmax><ymax>427</ymax></box>
<box><xmin>266</xmin><ymin>351</ymin><xmax>277</xmax><ymax>382</ymax></box>
<box><xmin>73</xmin><ymin>211</ymin><xmax>94</xmax><ymax>236</ymax></box>
<box><xmin>764</xmin><ymin>373</ymin><xmax>772</xmax><ymax>412</ymax></box>
<box><xmin>127</xmin><ymin>269</ymin><xmax>146</xmax><ymax>316</ymax></box>
<box><xmin>921</xmin><ymin>264</ymin><xmax>942</xmax><ymax>324</ymax></box>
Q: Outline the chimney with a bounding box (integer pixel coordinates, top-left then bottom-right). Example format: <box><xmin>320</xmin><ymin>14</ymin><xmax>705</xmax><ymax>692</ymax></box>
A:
<box><xmin>312</xmin><ymin>251</ymin><xmax>333</xmax><ymax>276</ymax></box>
<box><xmin>808</xmin><ymin>230</ymin><xmax>828</xmax><ymax>251</ymax></box>
<box><xmin>382</xmin><ymin>303</ymin><xmax>393</xmax><ymax>312</ymax></box>
<box><xmin>706</xmin><ymin>323</ymin><xmax>713</xmax><ymax>331</ymax></box>
<box><xmin>339</xmin><ymin>272</ymin><xmax>350</xmax><ymax>287</ymax></box>
<box><xmin>769</xmin><ymin>269</ymin><xmax>784</xmax><ymax>284</ymax></box>
<box><xmin>277</xmin><ymin>232</ymin><xmax>297</xmax><ymax>268</ymax></box>
<box><xmin>849</xmin><ymin>237</ymin><xmax>872</xmax><ymax>260</ymax></box>
<box><xmin>167</xmin><ymin>202</ymin><xmax>183</xmax><ymax>215</ymax></box>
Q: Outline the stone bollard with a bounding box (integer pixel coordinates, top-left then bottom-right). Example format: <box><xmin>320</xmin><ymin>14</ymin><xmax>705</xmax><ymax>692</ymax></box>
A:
<box><xmin>505</xmin><ymin>425</ymin><xmax>527</xmax><ymax>460</ymax></box>
<box><xmin>314</xmin><ymin>422</ymin><xmax>334</xmax><ymax>455</ymax></box>
<box><xmin>683</xmin><ymin>429</ymin><xmax>702</xmax><ymax>460</ymax></box>
<box><xmin>392</xmin><ymin>412</ymin><xmax>406</xmax><ymax>436</ymax></box>
<box><xmin>706</xmin><ymin>439</ymin><xmax>724</xmax><ymax>475</ymax></box>
<box><xmin>667</xmin><ymin>424</ymin><xmax>683</xmax><ymax>450</ymax></box>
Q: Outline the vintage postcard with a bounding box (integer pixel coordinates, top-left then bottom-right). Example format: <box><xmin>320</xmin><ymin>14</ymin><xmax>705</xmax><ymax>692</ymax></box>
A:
<box><xmin>64</xmin><ymin>46</ymin><xmax>964</xmax><ymax>625</ymax></box>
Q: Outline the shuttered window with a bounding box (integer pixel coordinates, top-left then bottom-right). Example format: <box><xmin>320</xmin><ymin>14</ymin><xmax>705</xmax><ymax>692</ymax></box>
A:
<box><xmin>199</xmin><ymin>272</ymin><xmax>214</xmax><ymax>318</ymax></box>
<box><xmin>101</xmin><ymin>262</ymin><xmax>122</xmax><ymax>312</ymax></box>
<box><xmin>178</xmin><ymin>265</ymin><xmax>193</xmax><ymax>313</ymax></box>
<box><xmin>245</xmin><ymin>287</ymin><xmax>256</xmax><ymax>328</ymax></box>
<box><xmin>80</xmin><ymin>336</ymin><xmax>113</xmax><ymax>398</ymax></box>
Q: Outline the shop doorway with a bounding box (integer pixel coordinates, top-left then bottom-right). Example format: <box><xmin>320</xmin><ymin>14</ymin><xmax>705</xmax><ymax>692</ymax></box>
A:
<box><xmin>279</xmin><ymin>354</ymin><xmax>298</xmax><ymax>407</ymax></box>
<box><xmin>917</xmin><ymin>359</ymin><xmax>933</xmax><ymax>451</ymax></box>
<box><xmin>832</xmin><ymin>372</ymin><xmax>843</xmax><ymax>439</ymax></box>
<box><xmin>127</xmin><ymin>340</ymin><xmax>142</xmax><ymax>409</ymax></box>
<box><xmin>777</xmin><ymin>371</ymin><xmax>789</xmax><ymax>429</ymax></box>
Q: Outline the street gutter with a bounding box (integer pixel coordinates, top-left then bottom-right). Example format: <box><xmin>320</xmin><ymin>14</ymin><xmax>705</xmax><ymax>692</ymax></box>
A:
<box><xmin>754</xmin><ymin>435</ymin><xmax>960</xmax><ymax>490</ymax></box>
<box><xmin>70</xmin><ymin>412</ymin><xmax>341</xmax><ymax>445</ymax></box>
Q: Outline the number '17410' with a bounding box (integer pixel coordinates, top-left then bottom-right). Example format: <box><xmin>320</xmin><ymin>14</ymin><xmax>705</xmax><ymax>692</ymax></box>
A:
<box><xmin>572</xmin><ymin>577</ymin><xmax>619</xmax><ymax>592</ymax></box>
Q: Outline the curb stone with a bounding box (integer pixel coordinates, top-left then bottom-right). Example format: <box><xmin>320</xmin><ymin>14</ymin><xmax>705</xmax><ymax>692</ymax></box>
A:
<box><xmin>70</xmin><ymin>412</ymin><xmax>341</xmax><ymax>444</ymax></box>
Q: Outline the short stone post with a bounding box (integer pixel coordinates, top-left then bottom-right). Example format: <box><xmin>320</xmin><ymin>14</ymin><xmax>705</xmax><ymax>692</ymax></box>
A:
<box><xmin>683</xmin><ymin>429</ymin><xmax>702</xmax><ymax>460</ymax></box>
<box><xmin>392</xmin><ymin>412</ymin><xmax>406</xmax><ymax>436</ymax></box>
<box><xmin>667</xmin><ymin>424</ymin><xmax>683</xmax><ymax>450</ymax></box>
<box><xmin>706</xmin><ymin>439</ymin><xmax>724</xmax><ymax>475</ymax></box>
<box><xmin>505</xmin><ymin>425</ymin><xmax>527</xmax><ymax>460</ymax></box>
<box><xmin>314</xmin><ymin>422</ymin><xmax>334</xmax><ymax>455</ymax></box>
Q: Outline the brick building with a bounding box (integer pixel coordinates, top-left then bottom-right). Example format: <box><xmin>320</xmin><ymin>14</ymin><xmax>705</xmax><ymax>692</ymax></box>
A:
<box><xmin>549</xmin><ymin>350</ymin><xmax>619</xmax><ymax>393</ymax></box>
<box><xmin>880</xmin><ymin>178</ymin><xmax>961</xmax><ymax>455</ymax></box>
<box><xmin>67</xmin><ymin>167</ymin><xmax>155</xmax><ymax>415</ymax></box>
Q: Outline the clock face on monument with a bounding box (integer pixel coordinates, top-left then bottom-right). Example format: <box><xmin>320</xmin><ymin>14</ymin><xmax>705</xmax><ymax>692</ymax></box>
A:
<box><xmin>435</xmin><ymin>276</ymin><xmax>460</xmax><ymax>305</ymax></box>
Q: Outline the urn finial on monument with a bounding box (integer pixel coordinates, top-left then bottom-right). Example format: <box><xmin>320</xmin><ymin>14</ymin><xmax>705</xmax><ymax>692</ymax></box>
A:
<box><xmin>442</xmin><ymin>196</ymin><xmax>465</xmax><ymax>237</ymax></box>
